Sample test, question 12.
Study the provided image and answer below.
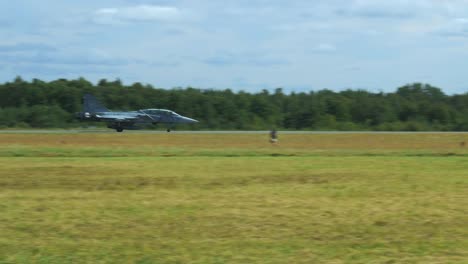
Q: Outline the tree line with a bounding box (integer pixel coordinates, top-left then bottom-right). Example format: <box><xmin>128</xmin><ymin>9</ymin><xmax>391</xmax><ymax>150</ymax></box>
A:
<box><xmin>1</xmin><ymin>76</ymin><xmax>468</xmax><ymax>131</ymax></box>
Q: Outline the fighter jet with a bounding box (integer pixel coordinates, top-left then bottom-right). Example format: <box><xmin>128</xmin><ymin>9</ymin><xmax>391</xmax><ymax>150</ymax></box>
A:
<box><xmin>76</xmin><ymin>94</ymin><xmax>198</xmax><ymax>132</ymax></box>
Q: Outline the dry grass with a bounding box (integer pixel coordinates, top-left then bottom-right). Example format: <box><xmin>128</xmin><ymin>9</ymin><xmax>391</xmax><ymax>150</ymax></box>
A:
<box><xmin>1</xmin><ymin>133</ymin><xmax>468</xmax><ymax>150</ymax></box>
<box><xmin>0</xmin><ymin>133</ymin><xmax>467</xmax><ymax>263</ymax></box>
<box><xmin>1</xmin><ymin>133</ymin><xmax>468</xmax><ymax>158</ymax></box>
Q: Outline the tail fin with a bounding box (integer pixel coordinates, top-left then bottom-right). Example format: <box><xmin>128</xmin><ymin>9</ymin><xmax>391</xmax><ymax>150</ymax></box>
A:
<box><xmin>83</xmin><ymin>94</ymin><xmax>109</xmax><ymax>113</ymax></box>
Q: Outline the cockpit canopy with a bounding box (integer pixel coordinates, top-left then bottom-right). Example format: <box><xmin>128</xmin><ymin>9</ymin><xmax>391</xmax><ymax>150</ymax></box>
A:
<box><xmin>141</xmin><ymin>109</ymin><xmax>179</xmax><ymax>116</ymax></box>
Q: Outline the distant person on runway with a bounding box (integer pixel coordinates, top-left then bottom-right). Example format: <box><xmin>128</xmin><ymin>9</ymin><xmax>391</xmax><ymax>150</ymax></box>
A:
<box><xmin>269</xmin><ymin>129</ymin><xmax>278</xmax><ymax>144</ymax></box>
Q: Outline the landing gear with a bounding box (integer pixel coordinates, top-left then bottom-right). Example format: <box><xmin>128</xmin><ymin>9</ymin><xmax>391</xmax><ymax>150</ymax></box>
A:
<box><xmin>167</xmin><ymin>128</ymin><xmax>171</xmax><ymax>132</ymax></box>
<box><xmin>116</xmin><ymin>128</ymin><xmax>123</xmax><ymax>132</ymax></box>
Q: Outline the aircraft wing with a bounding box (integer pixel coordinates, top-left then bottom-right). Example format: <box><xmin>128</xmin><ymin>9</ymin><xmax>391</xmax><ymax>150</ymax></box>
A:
<box><xmin>95</xmin><ymin>115</ymin><xmax>134</xmax><ymax>121</ymax></box>
<box><xmin>94</xmin><ymin>113</ymin><xmax>148</xmax><ymax>122</ymax></box>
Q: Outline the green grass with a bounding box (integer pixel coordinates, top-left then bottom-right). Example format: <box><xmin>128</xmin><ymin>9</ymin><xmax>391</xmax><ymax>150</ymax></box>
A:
<box><xmin>0</xmin><ymin>134</ymin><xmax>467</xmax><ymax>263</ymax></box>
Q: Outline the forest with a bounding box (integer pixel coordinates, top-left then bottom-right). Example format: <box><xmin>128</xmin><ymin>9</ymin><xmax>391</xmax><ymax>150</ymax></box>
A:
<box><xmin>1</xmin><ymin>76</ymin><xmax>468</xmax><ymax>131</ymax></box>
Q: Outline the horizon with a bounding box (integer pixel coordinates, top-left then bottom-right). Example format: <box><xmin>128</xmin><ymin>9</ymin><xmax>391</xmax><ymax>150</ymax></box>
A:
<box><xmin>4</xmin><ymin>76</ymin><xmax>466</xmax><ymax>96</ymax></box>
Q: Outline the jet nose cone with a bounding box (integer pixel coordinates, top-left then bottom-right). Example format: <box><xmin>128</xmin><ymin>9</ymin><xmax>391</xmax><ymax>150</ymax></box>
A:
<box><xmin>186</xmin><ymin>117</ymin><xmax>199</xmax><ymax>123</ymax></box>
<box><xmin>181</xmin><ymin>116</ymin><xmax>198</xmax><ymax>123</ymax></box>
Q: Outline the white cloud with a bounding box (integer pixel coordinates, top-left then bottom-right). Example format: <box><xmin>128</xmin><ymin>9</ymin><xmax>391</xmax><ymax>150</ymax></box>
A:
<box><xmin>203</xmin><ymin>51</ymin><xmax>289</xmax><ymax>67</ymax></box>
<box><xmin>315</xmin><ymin>43</ymin><xmax>336</xmax><ymax>52</ymax></box>
<box><xmin>273</xmin><ymin>22</ymin><xmax>332</xmax><ymax>33</ymax></box>
<box><xmin>336</xmin><ymin>0</ymin><xmax>468</xmax><ymax>19</ymax></box>
<box><xmin>94</xmin><ymin>5</ymin><xmax>182</xmax><ymax>24</ymax></box>
<box><xmin>434</xmin><ymin>18</ymin><xmax>468</xmax><ymax>37</ymax></box>
<box><xmin>335</xmin><ymin>0</ymin><xmax>446</xmax><ymax>19</ymax></box>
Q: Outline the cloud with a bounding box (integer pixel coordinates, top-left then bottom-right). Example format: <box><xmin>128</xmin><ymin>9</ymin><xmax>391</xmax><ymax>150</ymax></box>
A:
<box><xmin>0</xmin><ymin>46</ymin><xmax>141</xmax><ymax>67</ymax></box>
<box><xmin>336</xmin><ymin>0</ymin><xmax>418</xmax><ymax>19</ymax></box>
<box><xmin>314</xmin><ymin>43</ymin><xmax>336</xmax><ymax>52</ymax></box>
<box><xmin>11</xmin><ymin>64</ymin><xmax>114</xmax><ymax>77</ymax></box>
<box><xmin>334</xmin><ymin>0</ymin><xmax>453</xmax><ymax>19</ymax></box>
<box><xmin>273</xmin><ymin>22</ymin><xmax>333</xmax><ymax>33</ymax></box>
<box><xmin>203</xmin><ymin>52</ymin><xmax>289</xmax><ymax>67</ymax></box>
<box><xmin>0</xmin><ymin>19</ymin><xmax>12</xmax><ymax>27</ymax></box>
<box><xmin>434</xmin><ymin>18</ymin><xmax>468</xmax><ymax>37</ymax></box>
<box><xmin>94</xmin><ymin>5</ymin><xmax>181</xmax><ymax>24</ymax></box>
<box><xmin>0</xmin><ymin>43</ymin><xmax>57</xmax><ymax>53</ymax></box>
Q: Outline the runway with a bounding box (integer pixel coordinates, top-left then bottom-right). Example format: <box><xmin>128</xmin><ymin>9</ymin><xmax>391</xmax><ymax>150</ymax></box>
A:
<box><xmin>1</xmin><ymin>129</ymin><xmax>468</xmax><ymax>134</ymax></box>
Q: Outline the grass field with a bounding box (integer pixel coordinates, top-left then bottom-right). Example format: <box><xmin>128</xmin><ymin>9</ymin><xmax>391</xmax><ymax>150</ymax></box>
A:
<box><xmin>0</xmin><ymin>133</ymin><xmax>467</xmax><ymax>263</ymax></box>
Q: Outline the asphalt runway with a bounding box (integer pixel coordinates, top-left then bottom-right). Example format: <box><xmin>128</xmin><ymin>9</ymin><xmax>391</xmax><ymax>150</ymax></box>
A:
<box><xmin>1</xmin><ymin>129</ymin><xmax>468</xmax><ymax>134</ymax></box>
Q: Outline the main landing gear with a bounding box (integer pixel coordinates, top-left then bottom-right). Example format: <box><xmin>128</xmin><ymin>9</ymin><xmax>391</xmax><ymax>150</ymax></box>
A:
<box><xmin>116</xmin><ymin>127</ymin><xmax>123</xmax><ymax>132</ymax></box>
<box><xmin>167</xmin><ymin>128</ymin><xmax>171</xmax><ymax>132</ymax></box>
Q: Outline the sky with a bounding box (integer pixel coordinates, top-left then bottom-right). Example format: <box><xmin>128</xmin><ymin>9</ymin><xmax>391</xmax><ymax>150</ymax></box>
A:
<box><xmin>1</xmin><ymin>0</ymin><xmax>468</xmax><ymax>93</ymax></box>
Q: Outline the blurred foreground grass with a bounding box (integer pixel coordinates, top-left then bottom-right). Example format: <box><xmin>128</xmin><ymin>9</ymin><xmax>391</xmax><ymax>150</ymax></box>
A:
<box><xmin>0</xmin><ymin>133</ymin><xmax>467</xmax><ymax>263</ymax></box>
